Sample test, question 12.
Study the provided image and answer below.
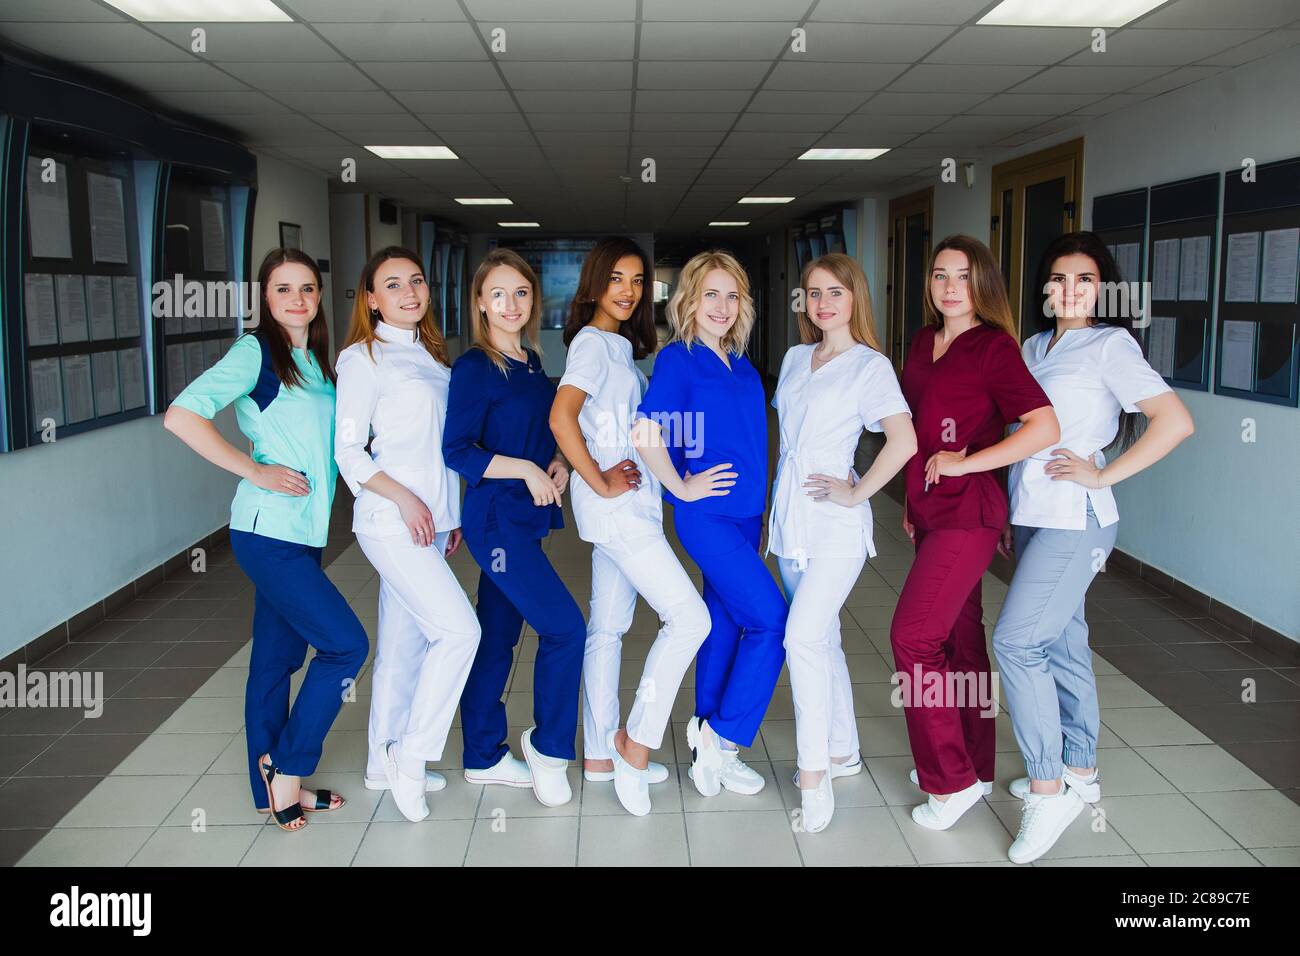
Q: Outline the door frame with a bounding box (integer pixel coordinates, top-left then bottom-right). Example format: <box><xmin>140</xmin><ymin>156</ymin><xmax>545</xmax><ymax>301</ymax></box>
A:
<box><xmin>886</xmin><ymin>186</ymin><xmax>934</xmax><ymax>374</ymax></box>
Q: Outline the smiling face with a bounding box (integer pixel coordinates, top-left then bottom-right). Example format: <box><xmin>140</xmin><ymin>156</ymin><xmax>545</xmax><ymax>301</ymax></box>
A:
<box><xmin>597</xmin><ymin>253</ymin><xmax>645</xmax><ymax>325</ymax></box>
<box><xmin>478</xmin><ymin>263</ymin><xmax>534</xmax><ymax>339</ymax></box>
<box><xmin>1046</xmin><ymin>252</ymin><xmax>1100</xmax><ymax>321</ymax></box>
<box><xmin>366</xmin><ymin>257</ymin><xmax>429</xmax><ymax>329</ymax></box>
<box><xmin>930</xmin><ymin>248</ymin><xmax>973</xmax><ymax>321</ymax></box>
<box><xmin>805</xmin><ymin>265</ymin><xmax>853</xmax><ymax>336</ymax></box>
<box><xmin>693</xmin><ymin>267</ymin><xmax>740</xmax><ymax>342</ymax></box>
<box><xmin>265</xmin><ymin>262</ymin><xmax>320</xmax><ymax>339</ymax></box>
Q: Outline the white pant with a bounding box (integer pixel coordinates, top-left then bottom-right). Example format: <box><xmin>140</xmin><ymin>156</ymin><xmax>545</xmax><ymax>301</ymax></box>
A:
<box><xmin>582</xmin><ymin>511</ymin><xmax>710</xmax><ymax>759</ymax></box>
<box><xmin>357</xmin><ymin>530</ymin><xmax>481</xmax><ymax>779</ymax></box>
<box><xmin>779</xmin><ymin>554</ymin><xmax>864</xmax><ymax>772</ymax></box>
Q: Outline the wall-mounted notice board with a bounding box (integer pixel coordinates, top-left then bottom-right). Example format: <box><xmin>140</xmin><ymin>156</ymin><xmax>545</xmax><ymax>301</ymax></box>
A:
<box><xmin>1092</xmin><ymin>187</ymin><xmax>1148</xmax><ymax>287</ymax></box>
<box><xmin>1215</xmin><ymin>156</ymin><xmax>1300</xmax><ymax>407</ymax></box>
<box><xmin>1144</xmin><ymin>174</ymin><xmax>1221</xmax><ymax>391</ymax></box>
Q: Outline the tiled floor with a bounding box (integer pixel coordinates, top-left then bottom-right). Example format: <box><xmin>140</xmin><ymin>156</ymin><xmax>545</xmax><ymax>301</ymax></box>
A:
<box><xmin>2</xmin><ymin>451</ymin><xmax>1298</xmax><ymax>866</ymax></box>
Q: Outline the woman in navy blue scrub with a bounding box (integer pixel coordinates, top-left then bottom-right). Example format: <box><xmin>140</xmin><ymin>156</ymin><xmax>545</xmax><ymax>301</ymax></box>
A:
<box><xmin>442</xmin><ymin>248</ymin><xmax>585</xmax><ymax>808</ymax></box>
<box><xmin>632</xmin><ymin>249</ymin><xmax>787</xmax><ymax>798</ymax></box>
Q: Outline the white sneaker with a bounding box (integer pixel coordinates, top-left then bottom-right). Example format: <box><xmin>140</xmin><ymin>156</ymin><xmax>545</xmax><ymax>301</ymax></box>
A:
<box><xmin>1008</xmin><ymin>786</ymin><xmax>1085</xmax><ymax>864</ymax></box>
<box><xmin>686</xmin><ymin>717</ymin><xmax>723</xmax><ymax>797</ymax></box>
<box><xmin>382</xmin><ymin>740</ymin><xmax>430</xmax><ymax>823</ymax></box>
<box><xmin>463</xmin><ymin>752</ymin><xmax>532</xmax><ymax>788</ymax></box>
<box><xmin>584</xmin><ymin>762</ymin><xmax>670</xmax><ymax>785</ymax></box>
<box><xmin>910</xmin><ymin>768</ymin><xmax>992</xmax><ymax>797</ymax></box>
<box><xmin>910</xmin><ymin>780</ymin><xmax>985</xmax><ymax>831</ymax></box>
<box><xmin>792</xmin><ymin>753</ymin><xmax>863</xmax><ymax>788</ymax></box>
<box><xmin>1009</xmin><ymin>768</ymin><xmax>1101</xmax><ymax>803</ymax></box>
<box><xmin>799</xmin><ymin>770</ymin><xmax>835</xmax><ymax>834</ymax></box>
<box><xmin>366</xmin><ymin>770</ymin><xmax>447</xmax><ymax>793</ymax></box>
<box><xmin>718</xmin><ymin>748</ymin><xmax>766</xmax><ymax>795</ymax></box>
<box><xmin>520</xmin><ymin>726</ymin><xmax>572</xmax><ymax>807</ymax></box>
<box><xmin>607</xmin><ymin>730</ymin><xmax>651</xmax><ymax>817</ymax></box>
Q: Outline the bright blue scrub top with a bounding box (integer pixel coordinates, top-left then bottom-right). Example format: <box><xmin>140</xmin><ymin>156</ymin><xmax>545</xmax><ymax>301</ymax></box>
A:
<box><xmin>443</xmin><ymin>346</ymin><xmax>564</xmax><ymax>541</ymax></box>
<box><xmin>636</xmin><ymin>339</ymin><xmax>768</xmax><ymax>518</ymax></box>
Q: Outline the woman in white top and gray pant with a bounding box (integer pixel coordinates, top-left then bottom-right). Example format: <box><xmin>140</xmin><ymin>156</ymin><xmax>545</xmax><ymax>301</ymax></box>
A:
<box><xmin>993</xmin><ymin>232</ymin><xmax>1194</xmax><ymax>864</ymax></box>
<box><xmin>334</xmin><ymin>246</ymin><xmax>481</xmax><ymax>824</ymax></box>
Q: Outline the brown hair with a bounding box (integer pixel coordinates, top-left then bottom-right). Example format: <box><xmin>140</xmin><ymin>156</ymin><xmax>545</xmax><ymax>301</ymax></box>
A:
<box><xmin>666</xmin><ymin>249</ymin><xmax>755</xmax><ymax>356</ymax></box>
<box><xmin>563</xmin><ymin>236</ymin><xmax>658</xmax><ymax>359</ymax></box>
<box><xmin>798</xmin><ymin>252</ymin><xmax>883</xmax><ymax>352</ymax></box>
<box><xmin>254</xmin><ymin>248</ymin><xmax>335</xmax><ymax>387</ymax></box>
<box><xmin>922</xmin><ymin>234</ymin><xmax>1017</xmax><ymax>339</ymax></box>
<box><xmin>343</xmin><ymin>245</ymin><xmax>450</xmax><ymax>367</ymax></box>
<box><xmin>469</xmin><ymin>247</ymin><xmax>543</xmax><ymax>374</ymax></box>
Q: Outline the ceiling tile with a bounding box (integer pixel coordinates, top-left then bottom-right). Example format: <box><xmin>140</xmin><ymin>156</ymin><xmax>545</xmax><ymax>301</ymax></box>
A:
<box><xmin>83</xmin><ymin>61</ymin><xmax>251</xmax><ymax>91</ymax></box>
<box><xmin>515</xmin><ymin>91</ymin><xmax>631</xmax><ymax>112</ymax></box>
<box><xmin>2</xmin><ymin>22</ymin><xmax>193</xmax><ymax>62</ymax></box>
<box><xmin>636</xmin><ymin>90</ymin><xmax>752</xmax><ymax>111</ymax></box>
<box><xmin>282</xmin><ymin>0</ymin><xmax>466</xmax><ymax>21</ymax></box>
<box><xmin>393</xmin><ymin>90</ymin><xmax>518</xmax><ymax>112</ymax></box>
<box><xmin>500</xmin><ymin>61</ymin><xmax>632</xmax><ymax>89</ymax></box>
<box><xmin>638</xmin><ymin>22</ymin><xmax>796</xmax><ymax>60</ymax></box>
<box><xmin>635</xmin><ymin>113</ymin><xmax>738</xmax><ymax>130</ymax></box>
<box><xmin>148</xmin><ymin>23</ymin><xmax>341</xmax><ymax>61</ymax></box>
<box><xmin>1198</xmin><ymin>30</ymin><xmax>1300</xmax><ymax>66</ymax></box>
<box><xmin>787</xmin><ymin>23</ymin><xmax>957</xmax><ymax>62</ymax></box>
<box><xmin>532</xmin><ymin>113</ymin><xmax>630</xmax><ymax>131</ymax></box>
<box><xmin>888</xmin><ymin>63</ymin><xmax>1042</xmax><ymax>92</ymax></box>
<box><xmin>273</xmin><ymin>90</ymin><xmax>410</xmax><ymax>112</ymax></box>
<box><xmin>1062</xmin><ymin>29</ymin><xmax>1264</xmax><ymax>66</ymax></box>
<box><xmin>467</xmin><ymin>0</ymin><xmax>635</xmax><ymax>18</ymax></box>
<box><xmin>315</xmin><ymin>22</ymin><xmax>486</xmax><ymax>60</ymax></box>
<box><xmin>969</xmin><ymin>92</ymin><xmax>1103</xmax><ymax>114</ymax></box>
<box><xmin>358</xmin><ymin>61</ymin><xmax>505</xmax><ymax>90</ymax></box>
<box><xmin>748</xmin><ymin>90</ymin><xmax>868</xmax><ymax>113</ymax></box>
<box><xmin>925</xmin><ymin>26</ymin><xmax>1093</xmax><ymax>64</ymax></box>
<box><xmin>475</xmin><ymin>21</ymin><xmax>635</xmax><ymax>59</ymax></box>
<box><xmin>858</xmin><ymin>91</ymin><xmax>989</xmax><ymax>114</ymax></box>
<box><xmin>1126</xmin><ymin>64</ymin><xmax>1224</xmax><ymax>94</ymax></box>
<box><xmin>1009</xmin><ymin>65</ymin><xmax>1170</xmax><ymax>93</ymax></box>
<box><xmin>417</xmin><ymin>112</ymin><xmax>529</xmax><ymax>131</ymax></box>
<box><xmin>636</xmin><ymin>61</ymin><xmax>770</xmax><ymax>90</ymax></box>
<box><xmin>764</xmin><ymin>61</ymin><xmax>909</xmax><ymax>91</ymax></box>
<box><xmin>222</xmin><ymin>61</ymin><xmax>378</xmax><ymax>91</ymax></box>
<box><xmin>1134</xmin><ymin>0</ymin><xmax>1300</xmax><ymax>28</ymax></box>
<box><xmin>809</xmin><ymin>0</ymin><xmax>990</xmax><ymax>24</ymax></box>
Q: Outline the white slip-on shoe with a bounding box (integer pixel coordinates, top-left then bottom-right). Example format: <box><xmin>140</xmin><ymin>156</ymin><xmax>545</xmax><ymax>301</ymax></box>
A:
<box><xmin>607</xmin><ymin>730</ymin><xmax>651</xmax><ymax>817</ymax></box>
<box><xmin>910</xmin><ymin>780</ymin><xmax>985</xmax><ymax>831</ymax></box>
<box><xmin>463</xmin><ymin>752</ymin><xmax>533</xmax><ymax>788</ymax></box>
<box><xmin>717</xmin><ymin>748</ymin><xmax>766</xmax><ymax>795</ymax></box>
<box><xmin>365</xmin><ymin>769</ymin><xmax>447</xmax><ymax>793</ymax></box>
<box><xmin>1009</xmin><ymin>768</ymin><xmax>1101</xmax><ymax>803</ymax></box>
<box><xmin>383</xmin><ymin>740</ymin><xmax>430</xmax><ymax>823</ymax></box>
<box><xmin>793</xmin><ymin>754</ymin><xmax>864</xmax><ymax>788</ymax></box>
<box><xmin>584</xmin><ymin>762</ymin><xmax>669</xmax><ymax>784</ymax></box>
<box><xmin>685</xmin><ymin>717</ymin><xmax>723</xmax><ymax>797</ymax></box>
<box><xmin>799</xmin><ymin>770</ymin><xmax>835</xmax><ymax>834</ymax></box>
<box><xmin>1008</xmin><ymin>786</ymin><xmax>1085</xmax><ymax>864</ymax></box>
<box><xmin>910</xmin><ymin>768</ymin><xmax>992</xmax><ymax>797</ymax></box>
<box><xmin>520</xmin><ymin>726</ymin><xmax>572</xmax><ymax>807</ymax></box>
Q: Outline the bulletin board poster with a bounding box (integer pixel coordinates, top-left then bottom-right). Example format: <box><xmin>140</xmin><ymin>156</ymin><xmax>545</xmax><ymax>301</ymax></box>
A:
<box><xmin>491</xmin><ymin>237</ymin><xmax>598</xmax><ymax>330</ymax></box>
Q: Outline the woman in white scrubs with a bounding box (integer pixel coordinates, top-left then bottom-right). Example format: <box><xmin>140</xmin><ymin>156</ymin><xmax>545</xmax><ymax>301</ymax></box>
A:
<box><xmin>993</xmin><ymin>232</ymin><xmax>1194</xmax><ymax>863</ymax></box>
<box><xmin>334</xmin><ymin>245</ymin><xmax>482</xmax><ymax>823</ymax></box>
<box><xmin>549</xmin><ymin>236</ymin><xmax>712</xmax><ymax>816</ymax></box>
<box><xmin>769</xmin><ymin>253</ymin><xmax>916</xmax><ymax>833</ymax></box>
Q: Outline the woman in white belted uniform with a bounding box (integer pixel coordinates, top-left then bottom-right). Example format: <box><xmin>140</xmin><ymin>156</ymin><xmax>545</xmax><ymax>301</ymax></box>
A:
<box><xmin>768</xmin><ymin>253</ymin><xmax>916</xmax><ymax>833</ymax></box>
<box><xmin>549</xmin><ymin>237</ymin><xmax>712</xmax><ymax>816</ymax></box>
<box><xmin>334</xmin><ymin>246</ymin><xmax>482</xmax><ymax>824</ymax></box>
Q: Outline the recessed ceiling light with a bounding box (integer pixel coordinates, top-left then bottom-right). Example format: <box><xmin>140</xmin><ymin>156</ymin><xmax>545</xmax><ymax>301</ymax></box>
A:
<box><xmin>977</xmin><ymin>0</ymin><xmax>1170</xmax><ymax>27</ymax></box>
<box><xmin>498</xmin><ymin>222</ymin><xmax>540</xmax><ymax>227</ymax></box>
<box><xmin>456</xmin><ymin>198</ymin><xmax>513</xmax><ymax>205</ymax></box>
<box><xmin>365</xmin><ymin>146</ymin><xmax>458</xmax><ymax>160</ymax></box>
<box><xmin>709</xmin><ymin>221</ymin><xmax>750</xmax><ymax>227</ymax></box>
<box><xmin>739</xmin><ymin>197</ymin><xmax>795</xmax><ymax>204</ymax></box>
<box><xmin>103</xmin><ymin>0</ymin><xmax>291</xmax><ymax>20</ymax></box>
<box><xmin>798</xmin><ymin>148</ymin><xmax>890</xmax><ymax>161</ymax></box>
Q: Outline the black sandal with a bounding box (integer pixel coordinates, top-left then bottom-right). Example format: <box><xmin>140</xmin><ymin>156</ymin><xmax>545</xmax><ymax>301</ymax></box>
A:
<box><xmin>258</xmin><ymin>755</ymin><xmax>307</xmax><ymax>832</ymax></box>
<box><xmin>300</xmin><ymin>789</ymin><xmax>345</xmax><ymax>813</ymax></box>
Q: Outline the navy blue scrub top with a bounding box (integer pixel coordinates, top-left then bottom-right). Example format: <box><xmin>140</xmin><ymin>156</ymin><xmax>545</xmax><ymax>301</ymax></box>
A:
<box><xmin>443</xmin><ymin>346</ymin><xmax>564</xmax><ymax>541</ymax></box>
<box><xmin>637</xmin><ymin>340</ymin><xmax>768</xmax><ymax>518</ymax></box>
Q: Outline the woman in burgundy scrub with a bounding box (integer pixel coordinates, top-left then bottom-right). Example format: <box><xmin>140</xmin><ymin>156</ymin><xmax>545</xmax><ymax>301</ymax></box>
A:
<box><xmin>892</xmin><ymin>234</ymin><xmax>1060</xmax><ymax>832</ymax></box>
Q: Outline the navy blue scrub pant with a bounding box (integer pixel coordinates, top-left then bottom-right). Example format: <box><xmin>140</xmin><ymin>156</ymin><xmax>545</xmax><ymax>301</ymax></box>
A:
<box><xmin>460</xmin><ymin>533</ymin><xmax>586</xmax><ymax>768</ymax></box>
<box><xmin>674</xmin><ymin>511</ymin><xmax>789</xmax><ymax>747</ymax></box>
<box><xmin>230</xmin><ymin>530</ymin><xmax>369</xmax><ymax>809</ymax></box>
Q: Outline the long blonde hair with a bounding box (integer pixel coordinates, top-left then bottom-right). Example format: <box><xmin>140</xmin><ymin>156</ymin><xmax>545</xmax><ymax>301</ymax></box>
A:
<box><xmin>470</xmin><ymin>247</ymin><xmax>543</xmax><ymax>374</ymax></box>
<box><xmin>343</xmin><ymin>245</ymin><xmax>449</xmax><ymax>366</ymax></box>
<box><xmin>666</xmin><ymin>249</ymin><xmax>755</xmax><ymax>355</ymax></box>
<box><xmin>799</xmin><ymin>253</ymin><xmax>883</xmax><ymax>351</ymax></box>
<box><xmin>922</xmin><ymin>234</ymin><xmax>1017</xmax><ymax>338</ymax></box>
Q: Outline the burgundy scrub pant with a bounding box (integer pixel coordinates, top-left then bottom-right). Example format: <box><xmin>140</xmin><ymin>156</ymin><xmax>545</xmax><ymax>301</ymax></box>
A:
<box><xmin>890</xmin><ymin>525</ymin><xmax>1000</xmax><ymax>795</ymax></box>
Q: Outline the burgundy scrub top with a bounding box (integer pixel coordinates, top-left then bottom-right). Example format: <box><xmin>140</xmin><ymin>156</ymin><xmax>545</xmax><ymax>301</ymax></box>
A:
<box><xmin>901</xmin><ymin>323</ymin><xmax>1050</xmax><ymax>532</ymax></box>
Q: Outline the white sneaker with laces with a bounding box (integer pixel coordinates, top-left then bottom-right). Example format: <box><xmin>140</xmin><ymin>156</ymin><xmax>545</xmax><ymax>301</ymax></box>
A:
<box><xmin>1009</xmin><ymin>768</ymin><xmax>1101</xmax><ymax>803</ymax></box>
<box><xmin>366</xmin><ymin>769</ymin><xmax>447</xmax><ymax>793</ymax></box>
<box><xmin>607</xmin><ymin>730</ymin><xmax>651</xmax><ymax>817</ymax></box>
<box><xmin>686</xmin><ymin>717</ymin><xmax>723</xmax><ymax>797</ymax></box>
<box><xmin>910</xmin><ymin>780</ymin><xmax>985</xmax><ymax>831</ymax></box>
<box><xmin>799</xmin><ymin>770</ymin><xmax>835</xmax><ymax>834</ymax></box>
<box><xmin>463</xmin><ymin>752</ymin><xmax>532</xmax><ymax>788</ymax></box>
<box><xmin>910</xmin><ymin>768</ymin><xmax>992</xmax><ymax>796</ymax></box>
<box><xmin>718</xmin><ymin>748</ymin><xmax>766</xmax><ymax>795</ymax></box>
<box><xmin>1008</xmin><ymin>786</ymin><xmax>1085</xmax><ymax>864</ymax></box>
<box><xmin>520</xmin><ymin>726</ymin><xmax>572</xmax><ymax>807</ymax></box>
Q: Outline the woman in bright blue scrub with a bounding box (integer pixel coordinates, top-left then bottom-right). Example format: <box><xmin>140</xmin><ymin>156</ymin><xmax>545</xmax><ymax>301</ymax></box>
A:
<box><xmin>632</xmin><ymin>249</ymin><xmax>786</xmax><ymax>799</ymax></box>
<box><xmin>442</xmin><ymin>248</ymin><xmax>585</xmax><ymax>809</ymax></box>
<box><xmin>164</xmin><ymin>248</ymin><xmax>366</xmax><ymax>833</ymax></box>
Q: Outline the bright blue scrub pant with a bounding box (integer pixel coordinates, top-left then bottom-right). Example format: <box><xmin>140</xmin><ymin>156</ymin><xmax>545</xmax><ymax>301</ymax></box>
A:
<box><xmin>229</xmin><ymin>529</ymin><xmax>369</xmax><ymax>809</ymax></box>
<box><xmin>674</xmin><ymin>511</ymin><xmax>789</xmax><ymax>747</ymax></box>
<box><xmin>459</xmin><ymin>533</ymin><xmax>586</xmax><ymax>768</ymax></box>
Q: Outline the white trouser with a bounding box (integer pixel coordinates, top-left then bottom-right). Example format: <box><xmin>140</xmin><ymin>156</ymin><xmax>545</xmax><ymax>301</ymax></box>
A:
<box><xmin>357</xmin><ymin>530</ymin><xmax>481</xmax><ymax>779</ymax></box>
<box><xmin>778</xmin><ymin>554</ymin><xmax>864</xmax><ymax>772</ymax></box>
<box><xmin>582</xmin><ymin>510</ymin><xmax>710</xmax><ymax>759</ymax></box>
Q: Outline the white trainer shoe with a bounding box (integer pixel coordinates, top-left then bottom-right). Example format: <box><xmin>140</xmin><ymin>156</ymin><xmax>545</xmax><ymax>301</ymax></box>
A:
<box><xmin>686</xmin><ymin>717</ymin><xmax>723</xmax><ymax>797</ymax></box>
<box><xmin>584</xmin><ymin>762</ymin><xmax>670</xmax><ymax>784</ymax></box>
<box><xmin>1008</xmin><ymin>786</ymin><xmax>1085</xmax><ymax>864</ymax></box>
<box><xmin>1009</xmin><ymin>768</ymin><xmax>1101</xmax><ymax>803</ymax></box>
<box><xmin>365</xmin><ymin>769</ymin><xmax>447</xmax><ymax>793</ymax></box>
<box><xmin>910</xmin><ymin>768</ymin><xmax>992</xmax><ymax>796</ymax></box>
<box><xmin>717</xmin><ymin>748</ymin><xmax>766</xmax><ymax>795</ymax></box>
<box><xmin>607</xmin><ymin>730</ymin><xmax>651</xmax><ymax>817</ymax></box>
<box><xmin>463</xmin><ymin>752</ymin><xmax>532</xmax><ymax>788</ymax></box>
<box><xmin>798</xmin><ymin>770</ymin><xmax>835</xmax><ymax>834</ymax></box>
<box><xmin>383</xmin><ymin>740</ymin><xmax>430</xmax><ymax>823</ymax></box>
<box><xmin>910</xmin><ymin>780</ymin><xmax>985</xmax><ymax>831</ymax></box>
<box><xmin>792</xmin><ymin>753</ymin><xmax>863</xmax><ymax>788</ymax></box>
<box><xmin>520</xmin><ymin>726</ymin><xmax>573</xmax><ymax>807</ymax></box>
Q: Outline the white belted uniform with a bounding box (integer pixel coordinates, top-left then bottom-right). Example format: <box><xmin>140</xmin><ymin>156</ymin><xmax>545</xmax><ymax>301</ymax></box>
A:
<box><xmin>560</xmin><ymin>326</ymin><xmax>710</xmax><ymax>760</ymax></box>
<box><xmin>334</xmin><ymin>322</ymin><xmax>481</xmax><ymax>783</ymax></box>
<box><xmin>768</xmin><ymin>342</ymin><xmax>911</xmax><ymax>772</ymax></box>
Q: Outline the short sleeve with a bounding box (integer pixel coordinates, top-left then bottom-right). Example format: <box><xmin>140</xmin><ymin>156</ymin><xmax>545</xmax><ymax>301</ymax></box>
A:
<box><xmin>171</xmin><ymin>333</ymin><xmax>261</xmax><ymax>419</ymax></box>
<box><xmin>982</xmin><ymin>330</ymin><xmax>1051</xmax><ymax>425</ymax></box>
<box><xmin>1099</xmin><ymin>328</ymin><xmax>1172</xmax><ymax>413</ymax></box>
<box><xmin>857</xmin><ymin>351</ymin><xmax>911</xmax><ymax>433</ymax></box>
<box><xmin>636</xmin><ymin>342</ymin><xmax>689</xmax><ymax>421</ymax></box>
<box><xmin>558</xmin><ymin>330</ymin><xmax>607</xmax><ymax>398</ymax></box>
<box><xmin>442</xmin><ymin>351</ymin><xmax>496</xmax><ymax>487</ymax></box>
<box><xmin>333</xmin><ymin>347</ymin><xmax>381</xmax><ymax>495</ymax></box>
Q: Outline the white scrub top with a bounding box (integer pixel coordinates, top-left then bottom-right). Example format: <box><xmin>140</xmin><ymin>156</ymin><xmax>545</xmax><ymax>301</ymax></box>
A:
<box><xmin>559</xmin><ymin>326</ymin><xmax>662</xmax><ymax>544</ymax></box>
<box><xmin>768</xmin><ymin>342</ymin><xmax>911</xmax><ymax>566</ymax></box>
<box><xmin>334</xmin><ymin>321</ymin><xmax>461</xmax><ymax>538</ymax></box>
<box><xmin>1009</xmin><ymin>325</ymin><xmax>1171</xmax><ymax>531</ymax></box>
